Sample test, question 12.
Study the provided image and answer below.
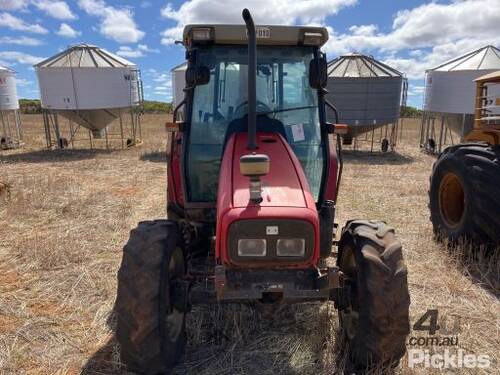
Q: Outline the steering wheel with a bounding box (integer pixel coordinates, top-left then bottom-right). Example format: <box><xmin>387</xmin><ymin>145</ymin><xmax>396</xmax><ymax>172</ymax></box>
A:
<box><xmin>234</xmin><ymin>100</ymin><xmax>272</xmax><ymax>118</ymax></box>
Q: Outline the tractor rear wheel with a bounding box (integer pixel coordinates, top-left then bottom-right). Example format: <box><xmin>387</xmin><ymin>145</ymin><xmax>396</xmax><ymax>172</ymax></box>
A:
<box><xmin>337</xmin><ymin>220</ymin><xmax>410</xmax><ymax>370</ymax></box>
<box><xmin>116</xmin><ymin>220</ymin><xmax>187</xmax><ymax>374</ymax></box>
<box><xmin>429</xmin><ymin>144</ymin><xmax>500</xmax><ymax>246</ymax></box>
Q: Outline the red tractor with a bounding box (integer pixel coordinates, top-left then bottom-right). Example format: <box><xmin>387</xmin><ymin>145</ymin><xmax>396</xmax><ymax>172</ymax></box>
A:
<box><xmin>115</xmin><ymin>9</ymin><xmax>410</xmax><ymax>374</ymax></box>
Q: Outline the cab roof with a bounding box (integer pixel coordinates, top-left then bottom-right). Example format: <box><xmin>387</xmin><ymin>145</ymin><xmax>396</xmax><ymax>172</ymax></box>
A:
<box><xmin>183</xmin><ymin>24</ymin><xmax>328</xmax><ymax>47</ymax></box>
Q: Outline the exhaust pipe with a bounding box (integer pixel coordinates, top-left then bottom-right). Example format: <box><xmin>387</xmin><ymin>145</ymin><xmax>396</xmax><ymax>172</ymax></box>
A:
<box><xmin>242</xmin><ymin>8</ymin><xmax>257</xmax><ymax>150</ymax></box>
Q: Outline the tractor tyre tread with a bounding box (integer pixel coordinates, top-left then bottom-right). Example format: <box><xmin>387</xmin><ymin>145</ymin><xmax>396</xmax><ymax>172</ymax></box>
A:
<box><xmin>429</xmin><ymin>144</ymin><xmax>500</xmax><ymax>245</ymax></box>
<box><xmin>338</xmin><ymin>220</ymin><xmax>411</xmax><ymax>370</ymax></box>
<box><xmin>115</xmin><ymin>219</ymin><xmax>186</xmax><ymax>375</ymax></box>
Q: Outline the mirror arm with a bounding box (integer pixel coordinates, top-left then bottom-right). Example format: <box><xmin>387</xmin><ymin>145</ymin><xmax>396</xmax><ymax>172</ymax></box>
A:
<box><xmin>173</xmin><ymin>98</ymin><xmax>186</xmax><ymax>123</ymax></box>
<box><xmin>325</xmin><ymin>99</ymin><xmax>339</xmax><ymax>124</ymax></box>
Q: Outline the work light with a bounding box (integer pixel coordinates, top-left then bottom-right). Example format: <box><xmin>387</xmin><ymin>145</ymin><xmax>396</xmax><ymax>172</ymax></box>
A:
<box><xmin>276</xmin><ymin>238</ymin><xmax>306</xmax><ymax>257</ymax></box>
<box><xmin>302</xmin><ymin>32</ymin><xmax>323</xmax><ymax>46</ymax></box>
<box><xmin>191</xmin><ymin>27</ymin><xmax>213</xmax><ymax>42</ymax></box>
<box><xmin>237</xmin><ymin>239</ymin><xmax>267</xmax><ymax>257</ymax></box>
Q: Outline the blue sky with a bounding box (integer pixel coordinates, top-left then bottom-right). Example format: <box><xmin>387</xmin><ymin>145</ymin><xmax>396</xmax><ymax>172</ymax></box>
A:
<box><xmin>0</xmin><ymin>0</ymin><xmax>499</xmax><ymax>108</ymax></box>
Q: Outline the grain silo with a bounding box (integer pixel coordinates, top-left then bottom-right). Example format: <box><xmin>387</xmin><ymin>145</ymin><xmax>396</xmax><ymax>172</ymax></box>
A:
<box><xmin>34</xmin><ymin>44</ymin><xmax>144</xmax><ymax>149</ymax></box>
<box><xmin>0</xmin><ymin>65</ymin><xmax>22</xmax><ymax>149</ymax></box>
<box><xmin>171</xmin><ymin>62</ymin><xmax>186</xmax><ymax>110</ymax></box>
<box><xmin>325</xmin><ymin>53</ymin><xmax>407</xmax><ymax>152</ymax></box>
<box><xmin>420</xmin><ymin>45</ymin><xmax>500</xmax><ymax>152</ymax></box>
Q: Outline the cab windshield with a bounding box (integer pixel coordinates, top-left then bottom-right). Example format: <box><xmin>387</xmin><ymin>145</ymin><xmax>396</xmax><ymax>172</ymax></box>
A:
<box><xmin>187</xmin><ymin>45</ymin><xmax>325</xmax><ymax>202</ymax></box>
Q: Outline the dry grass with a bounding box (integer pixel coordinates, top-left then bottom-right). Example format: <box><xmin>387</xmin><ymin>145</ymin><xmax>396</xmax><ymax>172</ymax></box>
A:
<box><xmin>0</xmin><ymin>115</ymin><xmax>498</xmax><ymax>374</ymax></box>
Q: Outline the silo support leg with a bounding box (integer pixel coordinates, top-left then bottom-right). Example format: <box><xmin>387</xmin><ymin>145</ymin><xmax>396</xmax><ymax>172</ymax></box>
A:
<box><xmin>5</xmin><ymin>112</ymin><xmax>12</xmax><ymax>139</ymax></box>
<box><xmin>399</xmin><ymin>117</ymin><xmax>404</xmax><ymax>143</ymax></box>
<box><xmin>14</xmin><ymin>110</ymin><xmax>22</xmax><ymax>144</ymax></box>
<box><xmin>105</xmin><ymin>127</ymin><xmax>109</xmax><ymax>150</ymax></box>
<box><xmin>69</xmin><ymin>120</ymin><xmax>74</xmax><ymax>148</ymax></box>
<box><xmin>138</xmin><ymin>114</ymin><xmax>142</xmax><ymax>139</ymax></box>
<box><xmin>0</xmin><ymin>112</ymin><xmax>7</xmax><ymax>140</ymax></box>
<box><xmin>370</xmin><ymin>127</ymin><xmax>375</xmax><ymax>153</ymax></box>
<box><xmin>88</xmin><ymin>130</ymin><xmax>93</xmax><ymax>149</ymax></box>
<box><xmin>119</xmin><ymin>111</ymin><xmax>124</xmax><ymax>149</ymax></box>
<box><xmin>438</xmin><ymin>116</ymin><xmax>445</xmax><ymax>153</ymax></box>
<box><xmin>130</xmin><ymin>112</ymin><xmax>136</xmax><ymax>141</ymax></box>
<box><xmin>53</xmin><ymin>113</ymin><xmax>62</xmax><ymax>149</ymax></box>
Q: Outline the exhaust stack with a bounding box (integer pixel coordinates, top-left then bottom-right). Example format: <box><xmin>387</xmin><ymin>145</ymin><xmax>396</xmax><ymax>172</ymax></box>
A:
<box><xmin>242</xmin><ymin>8</ymin><xmax>257</xmax><ymax>150</ymax></box>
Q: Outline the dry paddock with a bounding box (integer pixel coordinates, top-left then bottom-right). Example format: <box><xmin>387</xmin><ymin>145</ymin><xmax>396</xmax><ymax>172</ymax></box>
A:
<box><xmin>0</xmin><ymin>115</ymin><xmax>498</xmax><ymax>374</ymax></box>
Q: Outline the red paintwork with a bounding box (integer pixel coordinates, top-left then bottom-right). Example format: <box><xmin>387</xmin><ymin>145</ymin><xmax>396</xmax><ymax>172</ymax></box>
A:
<box><xmin>215</xmin><ymin>132</ymin><xmax>320</xmax><ymax>268</ymax></box>
<box><xmin>167</xmin><ymin>132</ymin><xmax>184</xmax><ymax>207</ymax></box>
<box><xmin>323</xmin><ymin>136</ymin><xmax>339</xmax><ymax>201</ymax></box>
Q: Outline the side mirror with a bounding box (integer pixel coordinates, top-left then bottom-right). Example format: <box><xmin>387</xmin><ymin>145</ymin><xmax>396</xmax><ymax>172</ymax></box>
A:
<box><xmin>309</xmin><ymin>55</ymin><xmax>328</xmax><ymax>89</ymax></box>
<box><xmin>186</xmin><ymin>66</ymin><xmax>210</xmax><ymax>87</ymax></box>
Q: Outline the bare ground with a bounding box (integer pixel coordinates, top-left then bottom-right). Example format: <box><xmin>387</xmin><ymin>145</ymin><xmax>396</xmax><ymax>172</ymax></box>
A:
<box><xmin>0</xmin><ymin>115</ymin><xmax>498</xmax><ymax>374</ymax></box>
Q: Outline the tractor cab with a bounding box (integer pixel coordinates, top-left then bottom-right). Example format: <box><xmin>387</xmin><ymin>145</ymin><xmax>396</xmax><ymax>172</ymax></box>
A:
<box><xmin>167</xmin><ymin>23</ymin><xmax>338</xmax><ymax>214</ymax></box>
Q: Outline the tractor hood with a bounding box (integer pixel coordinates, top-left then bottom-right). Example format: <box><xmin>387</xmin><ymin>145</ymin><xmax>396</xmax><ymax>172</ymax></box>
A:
<box><xmin>215</xmin><ymin>131</ymin><xmax>320</xmax><ymax>267</ymax></box>
<box><xmin>224</xmin><ymin>132</ymin><xmax>316</xmax><ymax>210</ymax></box>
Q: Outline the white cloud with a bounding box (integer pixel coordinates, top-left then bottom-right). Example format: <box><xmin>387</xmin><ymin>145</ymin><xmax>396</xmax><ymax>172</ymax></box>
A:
<box><xmin>0</xmin><ymin>12</ymin><xmax>48</xmax><ymax>34</ymax></box>
<box><xmin>326</xmin><ymin>0</ymin><xmax>500</xmax><ymax>55</ymax></box>
<box><xmin>149</xmin><ymin>69</ymin><xmax>172</xmax><ymax>98</ymax></box>
<box><xmin>321</xmin><ymin>0</ymin><xmax>500</xmax><ymax>83</ymax></box>
<box><xmin>407</xmin><ymin>85</ymin><xmax>425</xmax><ymax>97</ymax></box>
<box><xmin>0</xmin><ymin>51</ymin><xmax>45</xmax><ymax>65</ymax></box>
<box><xmin>160</xmin><ymin>0</ymin><xmax>357</xmax><ymax>45</ymax></box>
<box><xmin>138</xmin><ymin>44</ymin><xmax>159</xmax><ymax>53</ymax></box>
<box><xmin>56</xmin><ymin>22</ymin><xmax>81</xmax><ymax>38</ymax></box>
<box><xmin>115</xmin><ymin>44</ymin><xmax>159</xmax><ymax>58</ymax></box>
<box><xmin>116</xmin><ymin>46</ymin><xmax>143</xmax><ymax>58</ymax></box>
<box><xmin>0</xmin><ymin>35</ymin><xmax>43</xmax><ymax>45</ymax></box>
<box><xmin>15</xmin><ymin>77</ymin><xmax>33</xmax><ymax>86</ymax></box>
<box><xmin>78</xmin><ymin>0</ymin><xmax>144</xmax><ymax>43</ymax></box>
<box><xmin>0</xmin><ymin>0</ymin><xmax>28</xmax><ymax>10</ymax></box>
<box><xmin>32</xmin><ymin>0</ymin><xmax>76</xmax><ymax>20</ymax></box>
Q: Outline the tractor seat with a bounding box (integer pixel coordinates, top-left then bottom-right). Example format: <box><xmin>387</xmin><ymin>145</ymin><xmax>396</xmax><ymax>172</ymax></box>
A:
<box><xmin>223</xmin><ymin>114</ymin><xmax>287</xmax><ymax>147</ymax></box>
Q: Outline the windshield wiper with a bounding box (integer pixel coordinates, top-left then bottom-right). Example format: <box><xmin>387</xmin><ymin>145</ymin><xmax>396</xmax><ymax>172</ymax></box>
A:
<box><xmin>256</xmin><ymin>105</ymin><xmax>317</xmax><ymax>117</ymax></box>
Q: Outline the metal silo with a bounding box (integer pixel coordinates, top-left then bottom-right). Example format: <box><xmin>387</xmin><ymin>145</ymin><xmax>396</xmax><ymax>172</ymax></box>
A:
<box><xmin>34</xmin><ymin>44</ymin><xmax>144</xmax><ymax>149</ymax></box>
<box><xmin>171</xmin><ymin>62</ymin><xmax>186</xmax><ymax>109</ymax></box>
<box><xmin>325</xmin><ymin>53</ymin><xmax>406</xmax><ymax>152</ymax></box>
<box><xmin>421</xmin><ymin>45</ymin><xmax>500</xmax><ymax>153</ymax></box>
<box><xmin>0</xmin><ymin>65</ymin><xmax>22</xmax><ymax>149</ymax></box>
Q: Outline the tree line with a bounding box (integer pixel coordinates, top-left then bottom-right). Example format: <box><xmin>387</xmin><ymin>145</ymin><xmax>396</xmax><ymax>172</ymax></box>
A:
<box><xmin>17</xmin><ymin>99</ymin><xmax>422</xmax><ymax>118</ymax></box>
<box><xmin>17</xmin><ymin>99</ymin><xmax>173</xmax><ymax>114</ymax></box>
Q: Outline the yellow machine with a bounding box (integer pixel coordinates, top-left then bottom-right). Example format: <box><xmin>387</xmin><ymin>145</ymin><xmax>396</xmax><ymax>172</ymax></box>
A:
<box><xmin>429</xmin><ymin>71</ymin><xmax>500</xmax><ymax>246</ymax></box>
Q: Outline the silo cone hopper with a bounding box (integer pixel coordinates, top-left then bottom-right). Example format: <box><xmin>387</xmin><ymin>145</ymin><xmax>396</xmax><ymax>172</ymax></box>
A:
<box><xmin>57</xmin><ymin>109</ymin><xmax>120</xmax><ymax>138</ymax></box>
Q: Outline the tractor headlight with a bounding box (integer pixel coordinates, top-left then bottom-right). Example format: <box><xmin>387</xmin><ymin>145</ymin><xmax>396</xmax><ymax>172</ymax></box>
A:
<box><xmin>238</xmin><ymin>239</ymin><xmax>267</xmax><ymax>257</ymax></box>
<box><xmin>276</xmin><ymin>238</ymin><xmax>305</xmax><ymax>257</ymax></box>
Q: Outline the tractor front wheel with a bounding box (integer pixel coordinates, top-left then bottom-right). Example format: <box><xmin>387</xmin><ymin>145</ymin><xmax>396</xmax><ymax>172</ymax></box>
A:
<box><xmin>429</xmin><ymin>144</ymin><xmax>500</xmax><ymax>246</ymax></box>
<box><xmin>337</xmin><ymin>220</ymin><xmax>410</xmax><ymax>371</ymax></box>
<box><xmin>115</xmin><ymin>220</ymin><xmax>188</xmax><ymax>374</ymax></box>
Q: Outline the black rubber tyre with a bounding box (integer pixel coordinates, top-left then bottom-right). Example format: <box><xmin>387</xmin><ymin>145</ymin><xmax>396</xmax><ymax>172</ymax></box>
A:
<box><xmin>116</xmin><ymin>220</ymin><xmax>187</xmax><ymax>374</ymax></box>
<box><xmin>337</xmin><ymin>220</ymin><xmax>410</xmax><ymax>370</ymax></box>
<box><xmin>429</xmin><ymin>144</ymin><xmax>500</xmax><ymax>246</ymax></box>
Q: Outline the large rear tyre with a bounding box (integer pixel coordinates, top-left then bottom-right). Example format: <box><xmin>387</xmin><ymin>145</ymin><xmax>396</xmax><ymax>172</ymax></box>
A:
<box><xmin>116</xmin><ymin>220</ymin><xmax>187</xmax><ymax>374</ymax></box>
<box><xmin>337</xmin><ymin>220</ymin><xmax>410</xmax><ymax>370</ymax></box>
<box><xmin>429</xmin><ymin>144</ymin><xmax>500</xmax><ymax>246</ymax></box>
